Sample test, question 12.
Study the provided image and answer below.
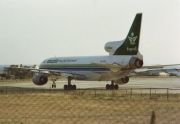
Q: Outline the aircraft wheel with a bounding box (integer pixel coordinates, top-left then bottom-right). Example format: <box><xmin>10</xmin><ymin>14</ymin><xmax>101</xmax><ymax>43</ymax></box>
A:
<box><xmin>115</xmin><ymin>85</ymin><xmax>118</xmax><ymax>90</ymax></box>
<box><xmin>68</xmin><ymin>85</ymin><xmax>73</xmax><ymax>90</ymax></box>
<box><xmin>110</xmin><ymin>84</ymin><xmax>114</xmax><ymax>90</ymax></box>
<box><xmin>106</xmin><ymin>84</ymin><xmax>110</xmax><ymax>90</ymax></box>
<box><xmin>52</xmin><ymin>84</ymin><xmax>56</xmax><ymax>88</ymax></box>
<box><xmin>72</xmin><ymin>85</ymin><xmax>76</xmax><ymax>90</ymax></box>
<box><xmin>64</xmin><ymin>85</ymin><xmax>68</xmax><ymax>90</ymax></box>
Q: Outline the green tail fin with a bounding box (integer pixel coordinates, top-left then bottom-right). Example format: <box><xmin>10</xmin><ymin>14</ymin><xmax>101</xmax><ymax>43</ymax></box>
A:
<box><xmin>113</xmin><ymin>13</ymin><xmax>142</xmax><ymax>55</ymax></box>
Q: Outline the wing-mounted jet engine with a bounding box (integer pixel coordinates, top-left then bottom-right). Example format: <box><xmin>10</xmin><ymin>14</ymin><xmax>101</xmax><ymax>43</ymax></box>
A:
<box><xmin>114</xmin><ymin>77</ymin><xmax>129</xmax><ymax>84</ymax></box>
<box><xmin>32</xmin><ymin>74</ymin><xmax>48</xmax><ymax>85</ymax></box>
<box><xmin>106</xmin><ymin>77</ymin><xmax>129</xmax><ymax>90</ymax></box>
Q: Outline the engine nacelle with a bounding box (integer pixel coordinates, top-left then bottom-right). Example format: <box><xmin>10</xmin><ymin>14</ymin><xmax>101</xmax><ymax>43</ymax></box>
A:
<box><xmin>114</xmin><ymin>77</ymin><xmax>129</xmax><ymax>85</ymax></box>
<box><xmin>129</xmin><ymin>57</ymin><xmax>143</xmax><ymax>69</ymax></box>
<box><xmin>32</xmin><ymin>74</ymin><xmax>48</xmax><ymax>85</ymax></box>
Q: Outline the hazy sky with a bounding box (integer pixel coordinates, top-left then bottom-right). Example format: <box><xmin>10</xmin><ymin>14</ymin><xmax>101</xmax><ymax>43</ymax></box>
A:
<box><xmin>0</xmin><ymin>0</ymin><xmax>180</xmax><ymax>65</ymax></box>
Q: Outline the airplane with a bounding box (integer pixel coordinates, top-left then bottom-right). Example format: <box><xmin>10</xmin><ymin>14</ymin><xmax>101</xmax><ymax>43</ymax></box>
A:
<box><xmin>32</xmin><ymin>13</ymin><xmax>144</xmax><ymax>90</ymax></box>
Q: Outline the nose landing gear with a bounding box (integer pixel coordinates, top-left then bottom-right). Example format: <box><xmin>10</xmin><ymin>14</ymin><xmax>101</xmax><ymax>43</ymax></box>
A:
<box><xmin>52</xmin><ymin>80</ymin><xmax>56</xmax><ymax>88</ymax></box>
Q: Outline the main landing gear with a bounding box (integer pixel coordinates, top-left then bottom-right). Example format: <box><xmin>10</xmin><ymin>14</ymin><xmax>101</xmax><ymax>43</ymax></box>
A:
<box><xmin>64</xmin><ymin>77</ymin><xmax>77</xmax><ymax>90</ymax></box>
<box><xmin>106</xmin><ymin>81</ymin><xmax>119</xmax><ymax>90</ymax></box>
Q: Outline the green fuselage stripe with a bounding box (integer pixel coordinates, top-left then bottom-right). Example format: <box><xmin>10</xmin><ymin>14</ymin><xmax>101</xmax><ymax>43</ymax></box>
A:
<box><xmin>40</xmin><ymin>64</ymin><xmax>96</xmax><ymax>68</ymax></box>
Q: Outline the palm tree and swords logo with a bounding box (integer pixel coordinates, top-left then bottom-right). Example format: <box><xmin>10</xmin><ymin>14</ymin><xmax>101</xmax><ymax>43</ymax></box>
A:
<box><xmin>128</xmin><ymin>32</ymin><xmax>138</xmax><ymax>45</ymax></box>
<box><xmin>127</xmin><ymin>32</ymin><xmax>138</xmax><ymax>51</ymax></box>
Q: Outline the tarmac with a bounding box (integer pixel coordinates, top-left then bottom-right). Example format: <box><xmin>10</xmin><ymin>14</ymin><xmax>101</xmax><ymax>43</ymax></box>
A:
<box><xmin>0</xmin><ymin>77</ymin><xmax>180</xmax><ymax>94</ymax></box>
<box><xmin>0</xmin><ymin>77</ymin><xmax>180</xmax><ymax>89</ymax></box>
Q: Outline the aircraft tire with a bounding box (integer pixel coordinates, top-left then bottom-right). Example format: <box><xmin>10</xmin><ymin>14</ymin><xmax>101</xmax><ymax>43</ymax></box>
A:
<box><xmin>64</xmin><ymin>85</ymin><xmax>68</xmax><ymax>90</ymax></box>
<box><xmin>52</xmin><ymin>84</ymin><xmax>55</xmax><ymax>88</ymax></box>
<box><xmin>106</xmin><ymin>84</ymin><xmax>110</xmax><ymax>90</ymax></box>
<box><xmin>115</xmin><ymin>85</ymin><xmax>118</xmax><ymax>90</ymax></box>
<box><xmin>72</xmin><ymin>85</ymin><xmax>76</xmax><ymax>90</ymax></box>
<box><xmin>68</xmin><ymin>85</ymin><xmax>73</xmax><ymax>90</ymax></box>
<box><xmin>110</xmin><ymin>84</ymin><xmax>114</xmax><ymax>90</ymax></box>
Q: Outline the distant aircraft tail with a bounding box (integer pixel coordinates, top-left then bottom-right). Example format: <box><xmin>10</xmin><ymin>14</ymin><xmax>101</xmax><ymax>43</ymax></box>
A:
<box><xmin>113</xmin><ymin>13</ymin><xmax>142</xmax><ymax>55</ymax></box>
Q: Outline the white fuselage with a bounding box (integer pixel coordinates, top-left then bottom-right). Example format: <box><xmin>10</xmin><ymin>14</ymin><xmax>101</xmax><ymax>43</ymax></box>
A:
<box><xmin>39</xmin><ymin>53</ymin><xmax>143</xmax><ymax>81</ymax></box>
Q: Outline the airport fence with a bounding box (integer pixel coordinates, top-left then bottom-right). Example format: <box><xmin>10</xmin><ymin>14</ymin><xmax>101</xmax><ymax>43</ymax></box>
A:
<box><xmin>0</xmin><ymin>87</ymin><xmax>180</xmax><ymax>123</ymax></box>
<box><xmin>0</xmin><ymin>86</ymin><xmax>180</xmax><ymax>101</ymax></box>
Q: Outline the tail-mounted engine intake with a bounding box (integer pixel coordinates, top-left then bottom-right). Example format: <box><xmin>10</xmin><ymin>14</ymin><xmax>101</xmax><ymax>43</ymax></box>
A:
<box><xmin>32</xmin><ymin>74</ymin><xmax>48</xmax><ymax>85</ymax></box>
<box><xmin>129</xmin><ymin>57</ymin><xmax>143</xmax><ymax>69</ymax></box>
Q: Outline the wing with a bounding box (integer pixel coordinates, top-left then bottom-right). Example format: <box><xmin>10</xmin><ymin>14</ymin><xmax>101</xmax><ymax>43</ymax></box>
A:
<box><xmin>91</xmin><ymin>63</ymin><xmax>180</xmax><ymax>73</ymax></box>
<box><xmin>31</xmin><ymin>69</ymin><xmax>87</xmax><ymax>80</ymax></box>
<box><xmin>134</xmin><ymin>64</ymin><xmax>180</xmax><ymax>76</ymax></box>
<box><xmin>140</xmin><ymin>64</ymin><xmax>180</xmax><ymax>69</ymax></box>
